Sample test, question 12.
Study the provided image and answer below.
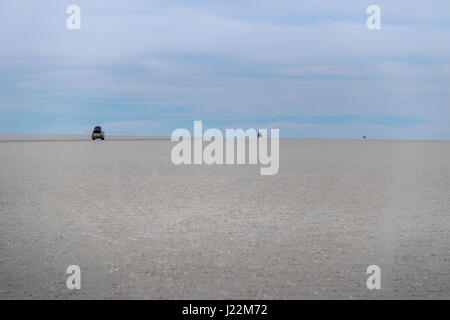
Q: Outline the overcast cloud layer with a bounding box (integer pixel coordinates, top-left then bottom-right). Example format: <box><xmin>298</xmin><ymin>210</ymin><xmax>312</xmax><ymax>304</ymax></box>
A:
<box><xmin>1</xmin><ymin>0</ymin><xmax>449</xmax><ymax>138</ymax></box>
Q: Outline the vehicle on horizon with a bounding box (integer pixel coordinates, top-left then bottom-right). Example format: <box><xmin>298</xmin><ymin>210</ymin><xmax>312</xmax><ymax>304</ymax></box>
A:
<box><xmin>92</xmin><ymin>126</ymin><xmax>105</xmax><ymax>140</ymax></box>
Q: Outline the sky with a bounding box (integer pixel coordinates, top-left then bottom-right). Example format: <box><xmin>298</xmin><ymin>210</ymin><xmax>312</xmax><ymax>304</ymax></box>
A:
<box><xmin>0</xmin><ymin>0</ymin><xmax>449</xmax><ymax>139</ymax></box>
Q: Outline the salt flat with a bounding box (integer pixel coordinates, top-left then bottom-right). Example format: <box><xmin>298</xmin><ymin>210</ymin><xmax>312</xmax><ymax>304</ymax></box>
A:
<box><xmin>0</xmin><ymin>136</ymin><xmax>449</xmax><ymax>299</ymax></box>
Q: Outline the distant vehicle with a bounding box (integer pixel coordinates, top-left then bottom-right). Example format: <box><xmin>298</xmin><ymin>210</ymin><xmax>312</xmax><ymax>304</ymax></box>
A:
<box><xmin>92</xmin><ymin>126</ymin><xmax>105</xmax><ymax>140</ymax></box>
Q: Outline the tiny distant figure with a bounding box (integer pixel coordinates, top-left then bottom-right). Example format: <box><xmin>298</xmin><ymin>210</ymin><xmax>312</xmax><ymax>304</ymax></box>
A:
<box><xmin>257</xmin><ymin>131</ymin><xmax>262</xmax><ymax>138</ymax></box>
<box><xmin>363</xmin><ymin>136</ymin><xmax>367</xmax><ymax>139</ymax></box>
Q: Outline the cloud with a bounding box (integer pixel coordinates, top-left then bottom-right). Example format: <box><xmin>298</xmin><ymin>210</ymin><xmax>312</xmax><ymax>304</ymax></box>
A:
<box><xmin>0</xmin><ymin>0</ymin><xmax>449</xmax><ymax>138</ymax></box>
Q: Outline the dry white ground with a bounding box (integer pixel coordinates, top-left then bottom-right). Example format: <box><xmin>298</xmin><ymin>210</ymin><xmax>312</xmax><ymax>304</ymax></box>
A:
<box><xmin>0</xmin><ymin>136</ymin><xmax>449</xmax><ymax>299</ymax></box>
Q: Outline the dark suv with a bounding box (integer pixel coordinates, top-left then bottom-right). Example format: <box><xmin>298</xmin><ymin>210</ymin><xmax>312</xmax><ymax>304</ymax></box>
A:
<box><xmin>92</xmin><ymin>126</ymin><xmax>105</xmax><ymax>140</ymax></box>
